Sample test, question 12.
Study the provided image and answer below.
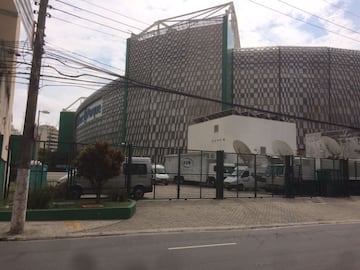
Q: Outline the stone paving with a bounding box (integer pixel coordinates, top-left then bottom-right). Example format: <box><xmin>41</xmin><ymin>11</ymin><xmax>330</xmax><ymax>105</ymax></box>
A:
<box><xmin>2</xmin><ymin>196</ymin><xmax>360</xmax><ymax>241</ymax></box>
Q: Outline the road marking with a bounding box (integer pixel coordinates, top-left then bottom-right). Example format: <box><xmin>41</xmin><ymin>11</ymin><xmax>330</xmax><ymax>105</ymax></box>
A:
<box><xmin>168</xmin><ymin>242</ymin><xmax>237</xmax><ymax>250</ymax></box>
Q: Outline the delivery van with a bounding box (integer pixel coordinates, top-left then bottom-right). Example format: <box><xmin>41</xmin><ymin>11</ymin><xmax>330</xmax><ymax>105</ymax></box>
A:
<box><xmin>57</xmin><ymin>157</ymin><xmax>153</xmax><ymax>200</ymax></box>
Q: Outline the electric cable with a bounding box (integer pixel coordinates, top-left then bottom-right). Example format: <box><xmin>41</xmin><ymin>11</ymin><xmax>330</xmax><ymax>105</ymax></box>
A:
<box><xmin>49</xmin><ymin>6</ymin><xmax>132</xmax><ymax>35</ymax></box>
<box><xmin>248</xmin><ymin>0</ymin><xmax>360</xmax><ymax>44</ymax></box>
<box><xmin>54</xmin><ymin>0</ymin><xmax>143</xmax><ymax>31</ymax></box>
<box><xmin>277</xmin><ymin>0</ymin><xmax>360</xmax><ymax>36</ymax></box>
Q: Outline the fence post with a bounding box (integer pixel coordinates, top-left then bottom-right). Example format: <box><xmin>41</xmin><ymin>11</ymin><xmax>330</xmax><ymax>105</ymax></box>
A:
<box><xmin>340</xmin><ymin>159</ymin><xmax>349</xmax><ymax>197</ymax></box>
<box><xmin>254</xmin><ymin>154</ymin><xmax>257</xmax><ymax>198</ymax></box>
<box><xmin>200</xmin><ymin>150</ymin><xmax>203</xmax><ymax>199</ymax></box>
<box><xmin>216</xmin><ymin>150</ymin><xmax>224</xmax><ymax>200</ymax></box>
<box><xmin>177</xmin><ymin>148</ymin><xmax>181</xmax><ymax>199</ymax></box>
<box><xmin>126</xmin><ymin>144</ymin><xmax>132</xmax><ymax>195</ymax></box>
<box><xmin>284</xmin><ymin>155</ymin><xmax>294</xmax><ymax>198</ymax></box>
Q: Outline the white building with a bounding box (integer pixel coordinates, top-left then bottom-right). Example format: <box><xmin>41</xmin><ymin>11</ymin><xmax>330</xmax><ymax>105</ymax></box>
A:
<box><xmin>38</xmin><ymin>125</ymin><xmax>59</xmax><ymax>152</ymax></box>
<box><xmin>0</xmin><ymin>0</ymin><xmax>33</xmax><ymax>194</ymax></box>
<box><xmin>187</xmin><ymin>110</ymin><xmax>297</xmax><ymax>156</ymax></box>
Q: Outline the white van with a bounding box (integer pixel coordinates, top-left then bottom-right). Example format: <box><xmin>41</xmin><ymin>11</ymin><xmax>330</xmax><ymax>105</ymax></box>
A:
<box><xmin>57</xmin><ymin>157</ymin><xmax>153</xmax><ymax>200</ymax></box>
<box><xmin>151</xmin><ymin>164</ymin><xmax>169</xmax><ymax>185</ymax></box>
<box><xmin>224</xmin><ymin>166</ymin><xmax>266</xmax><ymax>191</ymax></box>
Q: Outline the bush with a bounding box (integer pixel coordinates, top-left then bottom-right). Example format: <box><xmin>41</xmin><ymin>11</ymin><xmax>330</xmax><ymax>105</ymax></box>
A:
<box><xmin>109</xmin><ymin>189</ymin><xmax>128</xmax><ymax>202</ymax></box>
<box><xmin>27</xmin><ymin>186</ymin><xmax>64</xmax><ymax>209</ymax></box>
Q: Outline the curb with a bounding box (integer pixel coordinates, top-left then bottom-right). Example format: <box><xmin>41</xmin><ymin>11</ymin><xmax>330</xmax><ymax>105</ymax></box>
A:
<box><xmin>2</xmin><ymin>219</ymin><xmax>360</xmax><ymax>241</ymax></box>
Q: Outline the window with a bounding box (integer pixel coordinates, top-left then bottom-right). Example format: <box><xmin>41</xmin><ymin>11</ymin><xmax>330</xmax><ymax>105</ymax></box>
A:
<box><xmin>123</xmin><ymin>164</ymin><xmax>147</xmax><ymax>175</ymax></box>
<box><xmin>214</xmin><ymin>124</ymin><xmax>219</xmax><ymax>133</ymax></box>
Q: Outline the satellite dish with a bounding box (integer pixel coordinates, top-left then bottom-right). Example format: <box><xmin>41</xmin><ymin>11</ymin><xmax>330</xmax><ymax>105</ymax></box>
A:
<box><xmin>233</xmin><ymin>140</ymin><xmax>251</xmax><ymax>154</ymax></box>
<box><xmin>272</xmin><ymin>140</ymin><xmax>294</xmax><ymax>156</ymax></box>
<box><xmin>233</xmin><ymin>140</ymin><xmax>252</xmax><ymax>164</ymax></box>
<box><xmin>321</xmin><ymin>136</ymin><xmax>341</xmax><ymax>157</ymax></box>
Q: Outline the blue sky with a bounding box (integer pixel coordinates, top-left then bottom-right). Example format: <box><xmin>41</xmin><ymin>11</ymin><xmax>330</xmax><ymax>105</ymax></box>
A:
<box><xmin>12</xmin><ymin>0</ymin><xmax>360</xmax><ymax>131</ymax></box>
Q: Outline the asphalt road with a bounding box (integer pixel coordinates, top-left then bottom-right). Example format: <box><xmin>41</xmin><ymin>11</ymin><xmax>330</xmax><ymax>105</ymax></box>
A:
<box><xmin>1</xmin><ymin>223</ymin><xmax>360</xmax><ymax>269</ymax></box>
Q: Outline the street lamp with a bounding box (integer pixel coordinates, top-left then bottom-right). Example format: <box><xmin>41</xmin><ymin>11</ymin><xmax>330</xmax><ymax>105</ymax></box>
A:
<box><xmin>36</xmin><ymin>110</ymin><xmax>50</xmax><ymax>141</ymax></box>
<box><xmin>36</xmin><ymin>110</ymin><xmax>50</xmax><ymax>160</ymax></box>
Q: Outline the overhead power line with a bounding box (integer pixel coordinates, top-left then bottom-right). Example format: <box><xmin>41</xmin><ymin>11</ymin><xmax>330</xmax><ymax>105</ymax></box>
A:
<box><xmin>45</xmin><ymin>42</ymin><xmax>125</xmax><ymax>73</ymax></box>
<box><xmin>277</xmin><ymin>0</ymin><xmax>360</xmax><ymax>36</ymax></box>
<box><xmin>50</xmin><ymin>16</ymin><xmax>127</xmax><ymax>39</ymax></box>
<box><xmin>54</xmin><ymin>0</ymin><xmax>144</xmax><ymax>31</ymax></box>
<box><xmin>320</xmin><ymin>0</ymin><xmax>360</xmax><ymax>20</ymax></box>
<box><xmin>248</xmin><ymin>0</ymin><xmax>360</xmax><ymax>44</ymax></box>
<box><xmin>125</xmin><ymin>76</ymin><xmax>360</xmax><ymax>131</ymax></box>
<box><xmin>49</xmin><ymin>6</ymin><xmax>132</xmax><ymax>35</ymax></box>
<box><xmin>73</xmin><ymin>0</ymin><xmax>149</xmax><ymax>26</ymax></box>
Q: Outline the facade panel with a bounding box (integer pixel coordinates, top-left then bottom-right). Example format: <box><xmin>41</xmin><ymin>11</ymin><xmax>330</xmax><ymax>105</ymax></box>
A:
<box><xmin>126</xmin><ymin>23</ymin><xmax>224</xmax><ymax>149</ymax></box>
<box><xmin>233</xmin><ymin>46</ymin><xmax>360</xmax><ymax>149</ymax></box>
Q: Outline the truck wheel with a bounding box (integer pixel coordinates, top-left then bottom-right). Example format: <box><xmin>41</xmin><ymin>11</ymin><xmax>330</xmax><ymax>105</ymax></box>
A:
<box><xmin>133</xmin><ymin>187</ymin><xmax>144</xmax><ymax>200</ymax></box>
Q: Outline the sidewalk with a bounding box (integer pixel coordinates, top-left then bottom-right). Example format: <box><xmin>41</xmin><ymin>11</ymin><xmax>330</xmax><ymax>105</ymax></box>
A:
<box><xmin>2</xmin><ymin>196</ymin><xmax>360</xmax><ymax>241</ymax></box>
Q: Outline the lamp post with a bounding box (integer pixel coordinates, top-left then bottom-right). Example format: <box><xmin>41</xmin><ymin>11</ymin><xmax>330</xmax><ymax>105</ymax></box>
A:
<box><xmin>36</xmin><ymin>110</ymin><xmax>50</xmax><ymax>159</ymax></box>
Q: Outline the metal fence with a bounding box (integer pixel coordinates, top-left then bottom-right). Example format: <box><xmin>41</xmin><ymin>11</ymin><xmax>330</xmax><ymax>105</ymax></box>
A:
<box><xmin>3</xmin><ymin>140</ymin><xmax>360</xmax><ymax>200</ymax></box>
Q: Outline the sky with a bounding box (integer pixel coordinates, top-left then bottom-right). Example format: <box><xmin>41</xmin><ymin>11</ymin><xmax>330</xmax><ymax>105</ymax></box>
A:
<box><xmin>12</xmin><ymin>0</ymin><xmax>360</xmax><ymax>132</ymax></box>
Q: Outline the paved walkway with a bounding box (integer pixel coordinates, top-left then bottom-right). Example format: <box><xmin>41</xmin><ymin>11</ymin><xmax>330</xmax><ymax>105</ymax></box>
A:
<box><xmin>2</xmin><ymin>197</ymin><xmax>360</xmax><ymax>241</ymax></box>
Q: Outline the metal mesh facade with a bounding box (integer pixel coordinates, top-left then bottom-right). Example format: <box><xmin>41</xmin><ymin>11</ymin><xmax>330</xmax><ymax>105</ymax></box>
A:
<box><xmin>126</xmin><ymin>23</ymin><xmax>224</xmax><ymax>149</ymax></box>
<box><xmin>233</xmin><ymin>46</ymin><xmax>360</xmax><ymax>148</ymax></box>
<box><xmin>74</xmin><ymin>13</ymin><xmax>360</xmax><ymax>153</ymax></box>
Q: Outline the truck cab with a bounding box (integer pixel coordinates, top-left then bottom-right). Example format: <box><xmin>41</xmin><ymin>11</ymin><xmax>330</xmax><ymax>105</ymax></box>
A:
<box><xmin>151</xmin><ymin>164</ymin><xmax>169</xmax><ymax>185</ymax></box>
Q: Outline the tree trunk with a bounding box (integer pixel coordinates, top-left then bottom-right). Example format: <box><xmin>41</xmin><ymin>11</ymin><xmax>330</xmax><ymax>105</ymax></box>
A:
<box><xmin>96</xmin><ymin>183</ymin><xmax>102</xmax><ymax>204</ymax></box>
<box><xmin>9</xmin><ymin>169</ymin><xmax>30</xmax><ymax>234</ymax></box>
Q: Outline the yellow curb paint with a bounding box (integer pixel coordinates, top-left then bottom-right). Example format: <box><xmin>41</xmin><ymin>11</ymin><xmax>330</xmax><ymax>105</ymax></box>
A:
<box><xmin>65</xmin><ymin>221</ymin><xmax>83</xmax><ymax>231</ymax></box>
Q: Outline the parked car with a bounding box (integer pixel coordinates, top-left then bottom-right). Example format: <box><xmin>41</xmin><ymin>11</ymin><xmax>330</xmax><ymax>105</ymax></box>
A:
<box><xmin>56</xmin><ymin>157</ymin><xmax>153</xmax><ymax>200</ymax></box>
<box><xmin>151</xmin><ymin>164</ymin><xmax>169</xmax><ymax>185</ymax></box>
<box><xmin>224</xmin><ymin>166</ymin><xmax>266</xmax><ymax>191</ymax></box>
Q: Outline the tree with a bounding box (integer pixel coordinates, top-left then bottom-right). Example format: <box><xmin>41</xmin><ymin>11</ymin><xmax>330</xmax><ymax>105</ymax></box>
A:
<box><xmin>74</xmin><ymin>141</ymin><xmax>125</xmax><ymax>203</ymax></box>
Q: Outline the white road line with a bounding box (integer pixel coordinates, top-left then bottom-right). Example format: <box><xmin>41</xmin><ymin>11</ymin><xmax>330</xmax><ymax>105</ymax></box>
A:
<box><xmin>168</xmin><ymin>242</ymin><xmax>237</xmax><ymax>250</ymax></box>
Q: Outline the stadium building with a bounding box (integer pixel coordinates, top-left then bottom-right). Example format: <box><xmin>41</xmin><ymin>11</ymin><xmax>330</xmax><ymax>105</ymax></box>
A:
<box><xmin>75</xmin><ymin>2</ymin><xmax>360</xmax><ymax>154</ymax></box>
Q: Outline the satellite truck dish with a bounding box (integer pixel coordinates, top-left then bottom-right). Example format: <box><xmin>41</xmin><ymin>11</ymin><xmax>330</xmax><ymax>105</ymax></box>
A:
<box><xmin>233</xmin><ymin>140</ymin><xmax>251</xmax><ymax>154</ymax></box>
<box><xmin>233</xmin><ymin>140</ymin><xmax>252</xmax><ymax>165</ymax></box>
<box><xmin>321</xmin><ymin>136</ymin><xmax>341</xmax><ymax>156</ymax></box>
<box><xmin>272</xmin><ymin>140</ymin><xmax>294</xmax><ymax>156</ymax></box>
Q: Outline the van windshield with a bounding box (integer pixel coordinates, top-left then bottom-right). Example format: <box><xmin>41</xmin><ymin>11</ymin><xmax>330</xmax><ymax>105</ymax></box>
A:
<box><xmin>231</xmin><ymin>169</ymin><xmax>245</xmax><ymax>176</ymax></box>
<box><xmin>155</xmin><ymin>167</ymin><xmax>166</xmax><ymax>174</ymax></box>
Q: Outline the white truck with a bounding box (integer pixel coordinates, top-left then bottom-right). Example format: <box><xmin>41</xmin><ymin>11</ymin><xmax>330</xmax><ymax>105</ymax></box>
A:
<box><xmin>265</xmin><ymin>157</ymin><xmax>316</xmax><ymax>192</ymax></box>
<box><xmin>164</xmin><ymin>152</ymin><xmax>235</xmax><ymax>185</ymax></box>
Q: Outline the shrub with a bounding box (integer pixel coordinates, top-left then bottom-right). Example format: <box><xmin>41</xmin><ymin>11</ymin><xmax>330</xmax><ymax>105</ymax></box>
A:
<box><xmin>109</xmin><ymin>189</ymin><xmax>128</xmax><ymax>202</ymax></box>
<box><xmin>27</xmin><ymin>186</ymin><xmax>64</xmax><ymax>209</ymax></box>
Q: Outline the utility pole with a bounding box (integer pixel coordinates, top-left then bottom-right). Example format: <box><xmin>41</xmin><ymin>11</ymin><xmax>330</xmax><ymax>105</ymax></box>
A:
<box><xmin>9</xmin><ymin>0</ymin><xmax>49</xmax><ymax>235</ymax></box>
